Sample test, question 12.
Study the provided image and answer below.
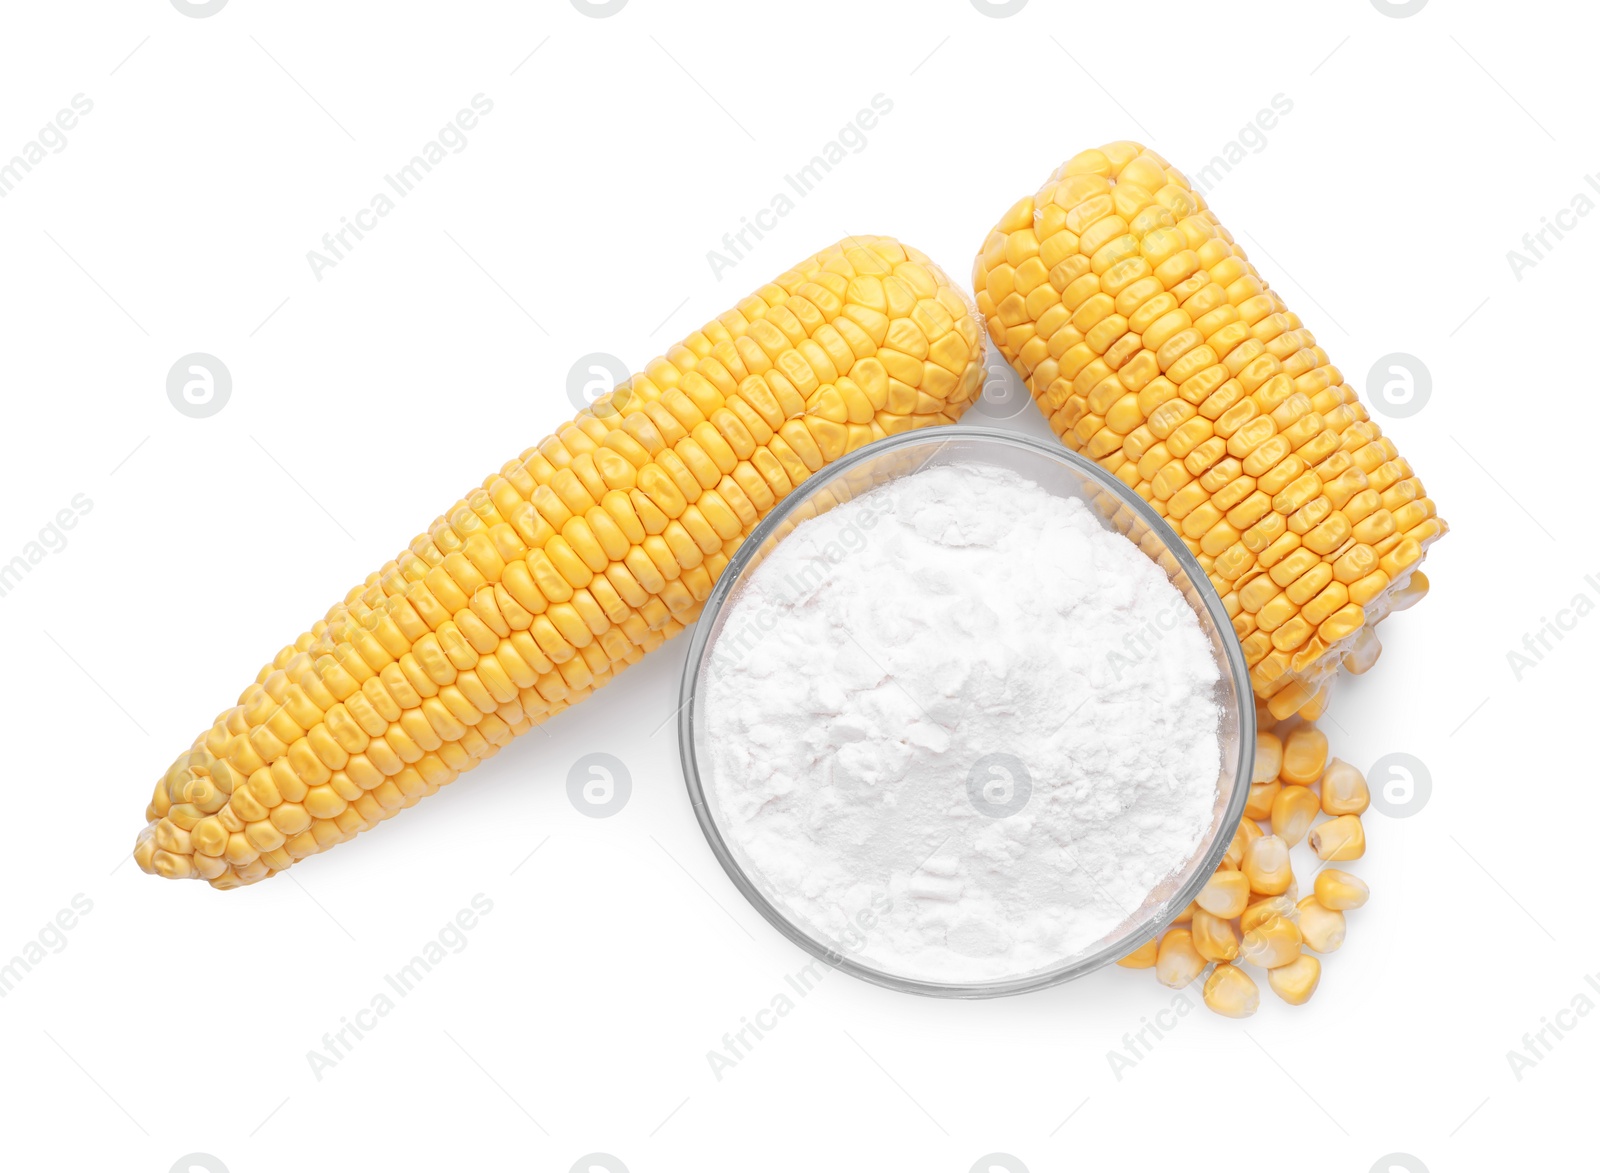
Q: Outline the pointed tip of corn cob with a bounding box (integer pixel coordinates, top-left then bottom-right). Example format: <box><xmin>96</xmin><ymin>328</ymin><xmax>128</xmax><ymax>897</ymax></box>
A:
<box><xmin>136</xmin><ymin>235</ymin><xmax>987</xmax><ymax>887</ymax></box>
<box><xmin>973</xmin><ymin>142</ymin><xmax>1445</xmax><ymax>708</ymax></box>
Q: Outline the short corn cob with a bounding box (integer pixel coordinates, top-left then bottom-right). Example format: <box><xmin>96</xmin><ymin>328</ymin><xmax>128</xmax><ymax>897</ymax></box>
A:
<box><xmin>136</xmin><ymin>236</ymin><xmax>986</xmax><ymax>887</ymax></box>
<box><xmin>974</xmin><ymin>142</ymin><xmax>1445</xmax><ymax>717</ymax></box>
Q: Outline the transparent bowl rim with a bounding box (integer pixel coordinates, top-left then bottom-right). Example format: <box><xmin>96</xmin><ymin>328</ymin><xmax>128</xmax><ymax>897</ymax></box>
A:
<box><xmin>676</xmin><ymin>425</ymin><xmax>1256</xmax><ymax>998</ymax></box>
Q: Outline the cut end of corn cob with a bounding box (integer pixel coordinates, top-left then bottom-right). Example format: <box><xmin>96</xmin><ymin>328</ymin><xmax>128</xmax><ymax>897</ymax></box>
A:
<box><xmin>135</xmin><ymin>236</ymin><xmax>986</xmax><ymax>888</ymax></box>
<box><xmin>973</xmin><ymin>142</ymin><xmax>1446</xmax><ymax>708</ymax></box>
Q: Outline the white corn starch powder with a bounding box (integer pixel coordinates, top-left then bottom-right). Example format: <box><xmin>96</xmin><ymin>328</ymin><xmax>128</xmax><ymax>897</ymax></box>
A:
<box><xmin>703</xmin><ymin>463</ymin><xmax>1222</xmax><ymax>984</ymax></box>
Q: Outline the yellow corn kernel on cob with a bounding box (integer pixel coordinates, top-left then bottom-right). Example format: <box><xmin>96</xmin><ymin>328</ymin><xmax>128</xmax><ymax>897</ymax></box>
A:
<box><xmin>974</xmin><ymin>142</ymin><xmax>1445</xmax><ymax>717</ymax></box>
<box><xmin>136</xmin><ymin>236</ymin><xmax>986</xmax><ymax>888</ymax></box>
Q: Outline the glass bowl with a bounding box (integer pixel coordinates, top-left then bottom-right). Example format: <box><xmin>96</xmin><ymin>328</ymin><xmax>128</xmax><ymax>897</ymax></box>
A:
<box><xmin>676</xmin><ymin>426</ymin><xmax>1254</xmax><ymax>998</ymax></box>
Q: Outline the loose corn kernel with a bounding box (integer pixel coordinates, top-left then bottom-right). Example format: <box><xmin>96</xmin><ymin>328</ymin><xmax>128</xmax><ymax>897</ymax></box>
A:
<box><xmin>1224</xmin><ymin>818</ymin><xmax>1263</xmax><ymax>873</ymax></box>
<box><xmin>1253</xmin><ymin>730</ymin><xmax>1283</xmax><ymax>784</ymax></box>
<box><xmin>1267</xmin><ymin>953</ymin><xmax>1321</xmax><ymax>1005</ymax></box>
<box><xmin>1203</xmin><ymin>963</ymin><xmax>1260</xmax><ymax>1018</ymax></box>
<box><xmin>1314</xmin><ymin>868</ymin><xmax>1370</xmax><ymax>910</ymax></box>
<box><xmin>1239</xmin><ymin>915</ymin><xmax>1302</xmax><ymax>968</ymax></box>
<box><xmin>1223</xmin><ymin>827</ymin><xmax>1247</xmax><ymax>870</ymax></box>
<box><xmin>1319</xmin><ymin>758</ymin><xmax>1370</xmax><ymax>816</ymax></box>
<box><xmin>1170</xmin><ymin>899</ymin><xmax>1199</xmax><ymax>926</ymax></box>
<box><xmin>1296</xmin><ymin>897</ymin><xmax>1347</xmax><ymax>953</ymax></box>
<box><xmin>1245</xmin><ymin>778</ymin><xmax>1281</xmax><ymax>821</ymax></box>
<box><xmin>1196</xmin><ymin>869</ymin><xmax>1251</xmax><ymax>919</ymax></box>
<box><xmin>1308</xmin><ymin>814</ymin><xmax>1366</xmax><ymax>861</ymax></box>
<box><xmin>1192</xmin><ymin>908</ymin><xmax>1241</xmax><ymax>962</ymax></box>
<box><xmin>1280</xmin><ymin>725</ymin><xmax>1328</xmax><ymax>785</ymax></box>
<box><xmin>1156</xmin><ymin>927</ymin><xmax>1207</xmax><ymax>989</ymax></box>
<box><xmin>138</xmin><ymin>236</ymin><xmax>987</xmax><ymax>887</ymax></box>
<box><xmin>1117</xmin><ymin>937</ymin><xmax>1160</xmax><ymax>969</ymax></box>
<box><xmin>1241</xmin><ymin>834</ymin><xmax>1294</xmax><ymax>895</ymax></box>
<box><xmin>1270</xmin><ymin>784</ymin><xmax>1321</xmax><ymax>847</ymax></box>
<box><xmin>975</xmin><ymin>144</ymin><xmax>1446</xmax><ymax>700</ymax></box>
<box><xmin>1241</xmin><ymin>894</ymin><xmax>1298</xmax><ymax>935</ymax></box>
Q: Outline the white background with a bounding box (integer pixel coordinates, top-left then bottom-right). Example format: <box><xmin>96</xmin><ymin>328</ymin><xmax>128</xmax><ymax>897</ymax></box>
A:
<box><xmin>0</xmin><ymin>1</ymin><xmax>1589</xmax><ymax>1171</ymax></box>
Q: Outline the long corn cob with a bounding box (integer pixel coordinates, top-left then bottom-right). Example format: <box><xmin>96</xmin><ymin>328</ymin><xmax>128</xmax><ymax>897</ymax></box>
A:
<box><xmin>974</xmin><ymin>143</ymin><xmax>1444</xmax><ymax>718</ymax></box>
<box><xmin>137</xmin><ymin>236</ymin><xmax>986</xmax><ymax>887</ymax></box>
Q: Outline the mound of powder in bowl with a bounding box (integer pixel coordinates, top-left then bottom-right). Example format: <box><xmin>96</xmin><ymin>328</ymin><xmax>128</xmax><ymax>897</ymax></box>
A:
<box><xmin>699</xmin><ymin>461</ymin><xmax>1222</xmax><ymax>985</ymax></box>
